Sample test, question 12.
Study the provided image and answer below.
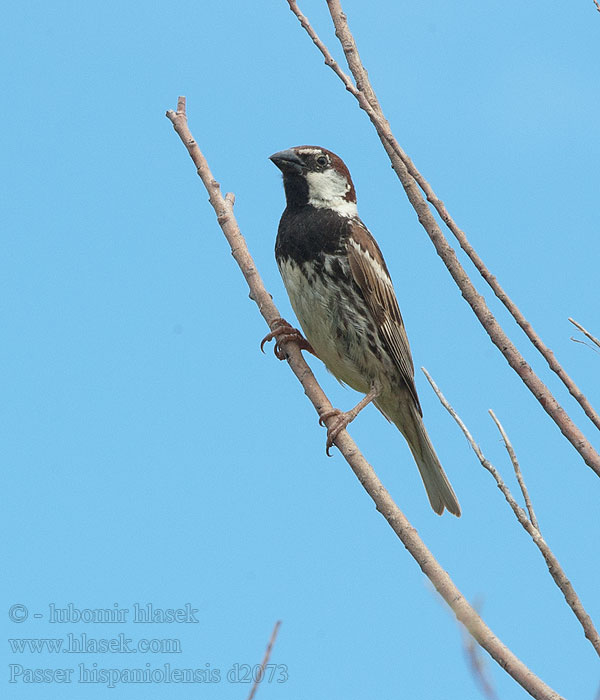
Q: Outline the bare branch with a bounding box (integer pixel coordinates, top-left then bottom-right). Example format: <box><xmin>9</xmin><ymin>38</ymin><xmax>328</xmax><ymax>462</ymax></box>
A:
<box><xmin>286</xmin><ymin>0</ymin><xmax>600</xmax><ymax>475</ymax></box>
<box><xmin>489</xmin><ymin>410</ymin><xmax>539</xmax><ymax>531</ymax></box>
<box><xmin>423</xmin><ymin>368</ymin><xmax>600</xmax><ymax>657</ymax></box>
<box><xmin>166</xmin><ymin>98</ymin><xmax>565</xmax><ymax>700</ymax></box>
<box><xmin>246</xmin><ymin>621</ymin><xmax>282</xmax><ymax>700</ymax></box>
<box><xmin>569</xmin><ymin>318</ymin><xmax>600</xmax><ymax>350</ymax></box>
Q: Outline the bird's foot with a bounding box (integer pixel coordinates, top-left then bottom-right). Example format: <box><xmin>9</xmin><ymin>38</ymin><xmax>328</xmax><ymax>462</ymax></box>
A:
<box><xmin>319</xmin><ymin>383</ymin><xmax>381</xmax><ymax>456</ymax></box>
<box><xmin>260</xmin><ymin>317</ymin><xmax>315</xmax><ymax>360</ymax></box>
<box><xmin>319</xmin><ymin>408</ymin><xmax>351</xmax><ymax>456</ymax></box>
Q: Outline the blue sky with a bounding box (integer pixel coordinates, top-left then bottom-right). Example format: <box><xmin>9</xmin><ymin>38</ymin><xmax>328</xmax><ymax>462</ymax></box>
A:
<box><xmin>3</xmin><ymin>1</ymin><xmax>599</xmax><ymax>698</ymax></box>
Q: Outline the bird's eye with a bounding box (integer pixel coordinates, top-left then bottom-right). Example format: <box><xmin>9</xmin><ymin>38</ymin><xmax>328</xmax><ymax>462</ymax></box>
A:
<box><xmin>316</xmin><ymin>155</ymin><xmax>328</xmax><ymax>166</ymax></box>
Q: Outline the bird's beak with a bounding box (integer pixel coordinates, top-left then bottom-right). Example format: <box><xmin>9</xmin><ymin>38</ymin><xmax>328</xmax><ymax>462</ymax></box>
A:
<box><xmin>269</xmin><ymin>149</ymin><xmax>304</xmax><ymax>174</ymax></box>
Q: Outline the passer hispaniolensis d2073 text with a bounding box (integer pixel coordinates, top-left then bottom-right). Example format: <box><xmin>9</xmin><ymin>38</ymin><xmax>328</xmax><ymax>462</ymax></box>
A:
<box><xmin>268</xmin><ymin>145</ymin><xmax>460</xmax><ymax>517</ymax></box>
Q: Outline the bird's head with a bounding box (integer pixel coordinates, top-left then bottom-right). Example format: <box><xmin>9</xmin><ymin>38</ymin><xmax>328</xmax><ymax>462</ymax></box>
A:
<box><xmin>270</xmin><ymin>146</ymin><xmax>357</xmax><ymax>217</ymax></box>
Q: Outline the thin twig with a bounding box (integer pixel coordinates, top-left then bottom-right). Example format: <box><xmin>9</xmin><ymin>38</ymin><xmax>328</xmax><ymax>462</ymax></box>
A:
<box><xmin>423</xmin><ymin>367</ymin><xmax>600</xmax><ymax>658</ymax></box>
<box><xmin>246</xmin><ymin>621</ymin><xmax>282</xmax><ymax>700</ymax></box>
<box><xmin>285</xmin><ymin>0</ymin><xmax>600</xmax><ymax>475</ymax></box>
<box><xmin>570</xmin><ymin>337</ymin><xmax>600</xmax><ymax>355</ymax></box>
<box><xmin>594</xmin><ymin>0</ymin><xmax>600</xmax><ymax>13</ymax></box>
<box><xmin>489</xmin><ymin>410</ymin><xmax>539</xmax><ymax>531</ymax></box>
<box><xmin>569</xmin><ymin>318</ymin><xmax>600</xmax><ymax>349</ymax></box>
<box><xmin>166</xmin><ymin>98</ymin><xmax>565</xmax><ymax>700</ymax></box>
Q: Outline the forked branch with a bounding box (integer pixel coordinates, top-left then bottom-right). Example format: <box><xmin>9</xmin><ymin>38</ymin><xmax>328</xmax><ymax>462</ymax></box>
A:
<box><xmin>423</xmin><ymin>368</ymin><xmax>600</xmax><ymax>657</ymax></box>
<box><xmin>488</xmin><ymin>410</ymin><xmax>539</xmax><ymax>530</ymax></box>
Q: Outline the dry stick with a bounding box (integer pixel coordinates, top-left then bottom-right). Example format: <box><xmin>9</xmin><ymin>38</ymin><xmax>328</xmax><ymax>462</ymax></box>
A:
<box><xmin>286</xmin><ymin>0</ymin><xmax>600</xmax><ymax>476</ymax></box>
<box><xmin>423</xmin><ymin>368</ymin><xmax>600</xmax><ymax>658</ymax></box>
<box><xmin>321</xmin><ymin>0</ymin><xmax>600</xmax><ymax>434</ymax></box>
<box><xmin>166</xmin><ymin>97</ymin><xmax>564</xmax><ymax>700</ymax></box>
<box><xmin>246</xmin><ymin>620</ymin><xmax>282</xmax><ymax>700</ymax></box>
<box><xmin>569</xmin><ymin>318</ymin><xmax>600</xmax><ymax>350</ymax></box>
<box><xmin>489</xmin><ymin>410</ymin><xmax>539</xmax><ymax>531</ymax></box>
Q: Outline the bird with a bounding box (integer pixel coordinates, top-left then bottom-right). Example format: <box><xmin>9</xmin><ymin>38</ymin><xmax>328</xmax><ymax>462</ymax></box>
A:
<box><xmin>267</xmin><ymin>145</ymin><xmax>460</xmax><ymax>517</ymax></box>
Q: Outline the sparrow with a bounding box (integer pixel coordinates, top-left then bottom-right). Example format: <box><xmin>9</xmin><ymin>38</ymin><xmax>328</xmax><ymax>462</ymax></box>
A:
<box><xmin>268</xmin><ymin>145</ymin><xmax>460</xmax><ymax>517</ymax></box>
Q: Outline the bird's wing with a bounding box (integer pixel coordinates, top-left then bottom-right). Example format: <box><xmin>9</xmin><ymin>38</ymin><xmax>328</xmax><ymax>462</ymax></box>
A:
<box><xmin>346</xmin><ymin>220</ymin><xmax>422</xmax><ymax>415</ymax></box>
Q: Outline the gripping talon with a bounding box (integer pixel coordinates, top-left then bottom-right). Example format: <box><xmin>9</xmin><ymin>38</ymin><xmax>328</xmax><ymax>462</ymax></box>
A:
<box><xmin>260</xmin><ymin>317</ymin><xmax>315</xmax><ymax>360</ymax></box>
<box><xmin>260</xmin><ymin>335</ymin><xmax>271</xmax><ymax>354</ymax></box>
<box><xmin>319</xmin><ymin>409</ymin><xmax>348</xmax><ymax>456</ymax></box>
<box><xmin>319</xmin><ymin>408</ymin><xmax>342</xmax><ymax>428</ymax></box>
<box><xmin>319</xmin><ymin>384</ymin><xmax>381</xmax><ymax>455</ymax></box>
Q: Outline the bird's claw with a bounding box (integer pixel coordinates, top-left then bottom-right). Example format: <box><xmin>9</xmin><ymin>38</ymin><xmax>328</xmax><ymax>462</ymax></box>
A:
<box><xmin>260</xmin><ymin>318</ymin><xmax>315</xmax><ymax>360</ymax></box>
<box><xmin>319</xmin><ymin>385</ymin><xmax>381</xmax><ymax>455</ymax></box>
<box><xmin>319</xmin><ymin>408</ymin><xmax>350</xmax><ymax>456</ymax></box>
<box><xmin>318</xmin><ymin>408</ymin><xmax>340</xmax><ymax>428</ymax></box>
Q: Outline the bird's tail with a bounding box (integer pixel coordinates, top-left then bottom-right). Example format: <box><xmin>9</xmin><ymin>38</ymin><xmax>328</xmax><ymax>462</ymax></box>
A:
<box><xmin>392</xmin><ymin>405</ymin><xmax>461</xmax><ymax>517</ymax></box>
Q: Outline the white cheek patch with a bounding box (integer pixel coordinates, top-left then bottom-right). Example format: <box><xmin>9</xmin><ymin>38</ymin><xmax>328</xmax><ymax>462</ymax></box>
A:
<box><xmin>306</xmin><ymin>169</ymin><xmax>347</xmax><ymax>199</ymax></box>
<box><xmin>306</xmin><ymin>169</ymin><xmax>358</xmax><ymax>218</ymax></box>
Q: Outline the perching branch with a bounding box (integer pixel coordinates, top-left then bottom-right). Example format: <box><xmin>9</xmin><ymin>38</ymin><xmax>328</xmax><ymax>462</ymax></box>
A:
<box><xmin>423</xmin><ymin>368</ymin><xmax>600</xmax><ymax>658</ymax></box>
<box><xmin>166</xmin><ymin>97</ymin><xmax>565</xmax><ymax>700</ymax></box>
<box><xmin>285</xmin><ymin>0</ymin><xmax>600</xmax><ymax>476</ymax></box>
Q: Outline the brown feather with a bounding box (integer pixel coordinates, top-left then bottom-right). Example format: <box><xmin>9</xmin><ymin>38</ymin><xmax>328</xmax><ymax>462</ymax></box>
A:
<box><xmin>346</xmin><ymin>221</ymin><xmax>422</xmax><ymax>416</ymax></box>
